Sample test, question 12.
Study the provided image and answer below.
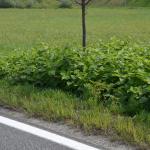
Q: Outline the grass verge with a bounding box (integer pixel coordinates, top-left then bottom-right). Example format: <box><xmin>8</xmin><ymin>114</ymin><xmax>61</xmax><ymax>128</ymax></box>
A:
<box><xmin>0</xmin><ymin>80</ymin><xmax>149</xmax><ymax>149</ymax></box>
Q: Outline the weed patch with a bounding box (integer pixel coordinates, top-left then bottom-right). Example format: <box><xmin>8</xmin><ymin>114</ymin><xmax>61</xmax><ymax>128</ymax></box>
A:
<box><xmin>1</xmin><ymin>38</ymin><xmax>150</xmax><ymax>115</ymax></box>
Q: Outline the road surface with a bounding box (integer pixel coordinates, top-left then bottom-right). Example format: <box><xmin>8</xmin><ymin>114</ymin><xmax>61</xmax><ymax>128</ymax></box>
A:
<box><xmin>0</xmin><ymin>123</ymin><xmax>71</xmax><ymax>150</ymax></box>
<box><xmin>0</xmin><ymin>116</ymin><xmax>100</xmax><ymax>150</ymax></box>
<box><xmin>0</xmin><ymin>108</ymin><xmax>136</xmax><ymax>150</ymax></box>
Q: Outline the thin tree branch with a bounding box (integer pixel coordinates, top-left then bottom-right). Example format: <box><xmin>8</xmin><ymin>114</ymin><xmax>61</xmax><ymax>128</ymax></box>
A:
<box><xmin>85</xmin><ymin>0</ymin><xmax>92</xmax><ymax>5</ymax></box>
<box><xmin>75</xmin><ymin>0</ymin><xmax>82</xmax><ymax>5</ymax></box>
<box><xmin>75</xmin><ymin>0</ymin><xmax>92</xmax><ymax>6</ymax></box>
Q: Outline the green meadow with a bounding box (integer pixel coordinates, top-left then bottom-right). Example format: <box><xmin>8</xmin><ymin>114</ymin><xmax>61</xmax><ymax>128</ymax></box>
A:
<box><xmin>0</xmin><ymin>8</ymin><xmax>150</xmax><ymax>56</ymax></box>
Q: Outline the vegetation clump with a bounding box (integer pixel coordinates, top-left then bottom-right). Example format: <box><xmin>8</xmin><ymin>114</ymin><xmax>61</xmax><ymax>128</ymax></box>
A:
<box><xmin>0</xmin><ymin>0</ymin><xmax>150</xmax><ymax>8</ymax></box>
<box><xmin>58</xmin><ymin>0</ymin><xmax>72</xmax><ymax>8</ymax></box>
<box><xmin>0</xmin><ymin>38</ymin><xmax>150</xmax><ymax>148</ymax></box>
<box><xmin>0</xmin><ymin>0</ymin><xmax>37</xmax><ymax>8</ymax></box>
<box><xmin>1</xmin><ymin>38</ymin><xmax>150</xmax><ymax>115</ymax></box>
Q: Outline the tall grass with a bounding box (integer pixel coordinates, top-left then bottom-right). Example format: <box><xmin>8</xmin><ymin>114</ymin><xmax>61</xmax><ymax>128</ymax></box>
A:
<box><xmin>0</xmin><ymin>80</ymin><xmax>149</xmax><ymax>149</ymax></box>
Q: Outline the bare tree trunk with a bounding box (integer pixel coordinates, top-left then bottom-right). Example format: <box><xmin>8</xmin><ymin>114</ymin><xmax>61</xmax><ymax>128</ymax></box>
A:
<box><xmin>82</xmin><ymin>0</ymin><xmax>86</xmax><ymax>48</ymax></box>
<box><xmin>75</xmin><ymin>0</ymin><xmax>92</xmax><ymax>48</ymax></box>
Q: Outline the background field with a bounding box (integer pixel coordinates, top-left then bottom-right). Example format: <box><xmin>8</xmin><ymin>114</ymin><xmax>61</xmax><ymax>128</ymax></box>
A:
<box><xmin>0</xmin><ymin>8</ymin><xmax>150</xmax><ymax>56</ymax></box>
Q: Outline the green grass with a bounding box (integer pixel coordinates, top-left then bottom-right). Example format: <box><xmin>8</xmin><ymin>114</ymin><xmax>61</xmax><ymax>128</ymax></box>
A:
<box><xmin>92</xmin><ymin>0</ymin><xmax>150</xmax><ymax>7</ymax></box>
<box><xmin>0</xmin><ymin>8</ymin><xmax>150</xmax><ymax>56</ymax></box>
<box><xmin>0</xmin><ymin>80</ymin><xmax>149</xmax><ymax>149</ymax></box>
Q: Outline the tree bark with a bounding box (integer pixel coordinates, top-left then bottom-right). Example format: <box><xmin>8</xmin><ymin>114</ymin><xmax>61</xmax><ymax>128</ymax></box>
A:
<box><xmin>75</xmin><ymin>0</ymin><xmax>92</xmax><ymax>48</ymax></box>
<box><xmin>82</xmin><ymin>0</ymin><xmax>86</xmax><ymax>48</ymax></box>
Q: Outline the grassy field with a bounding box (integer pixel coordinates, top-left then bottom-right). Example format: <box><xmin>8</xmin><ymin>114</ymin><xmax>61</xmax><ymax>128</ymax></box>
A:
<box><xmin>0</xmin><ymin>8</ymin><xmax>150</xmax><ymax>56</ymax></box>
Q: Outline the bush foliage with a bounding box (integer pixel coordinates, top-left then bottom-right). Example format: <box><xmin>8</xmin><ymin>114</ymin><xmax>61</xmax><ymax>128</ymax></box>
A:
<box><xmin>1</xmin><ymin>38</ymin><xmax>150</xmax><ymax>115</ymax></box>
<box><xmin>0</xmin><ymin>0</ymin><xmax>37</xmax><ymax>8</ymax></box>
<box><xmin>0</xmin><ymin>0</ymin><xmax>72</xmax><ymax>8</ymax></box>
<box><xmin>58</xmin><ymin>0</ymin><xmax>72</xmax><ymax>8</ymax></box>
<box><xmin>0</xmin><ymin>0</ymin><xmax>150</xmax><ymax>8</ymax></box>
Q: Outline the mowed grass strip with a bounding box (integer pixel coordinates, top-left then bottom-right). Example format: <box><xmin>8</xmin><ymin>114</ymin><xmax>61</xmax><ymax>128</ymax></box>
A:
<box><xmin>0</xmin><ymin>8</ymin><xmax>150</xmax><ymax>55</ymax></box>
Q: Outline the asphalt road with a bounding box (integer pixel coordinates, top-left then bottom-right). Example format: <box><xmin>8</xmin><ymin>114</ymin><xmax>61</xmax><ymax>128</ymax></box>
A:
<box><xmin>0</xmin><ymin>116</ymin><xmax>100</xmax><ymax>150</ymax></box>
<box><xmin>0</xmin><ymin>108</ymin><xmax>136</xmax><ymax>150</ymax></box>
<box><xmin>0</xmin><ymin>123</ymin><xmax>72</xmax><ymax>150</ymax></box>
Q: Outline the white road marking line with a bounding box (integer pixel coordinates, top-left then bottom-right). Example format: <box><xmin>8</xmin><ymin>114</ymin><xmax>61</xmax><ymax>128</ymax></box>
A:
<box><xmin>0</xmin><ymin>116</ymin><xmax>100</xmax><ymax>150</ymax></box>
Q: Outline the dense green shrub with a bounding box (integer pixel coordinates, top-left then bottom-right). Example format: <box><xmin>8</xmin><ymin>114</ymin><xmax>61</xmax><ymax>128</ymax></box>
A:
<box><xmin>0</xmin><ymin>0</ymin><xmax>72</xmax><ymax>8</ymax></box>
<box><xmin>0</xmin><ymin>39</ymin><xmax>150</xmax><ymax>114</ymax></box>
<box><xmin>0</xmin><ymin>0</ymin><xmax>12</xmax><ymax>8</ymax></box>
<box><xmin>58</xmin><ymin>0</ymin><xmax>72</xmax><ymax>8</ymax></box>
<box><xmin>127</xmin><ymin>0</ymin><xmax>150</xmax><ymax>7</ymax></box>
<box><xmin>0</xmin><ymin>0</ymin><xmax>37</xmax><ymax>8</ymax></box>
<box><xmin>0</xmin><ymin>60</ymin><xmax>6</xmax><ymax>78</ymax></box>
